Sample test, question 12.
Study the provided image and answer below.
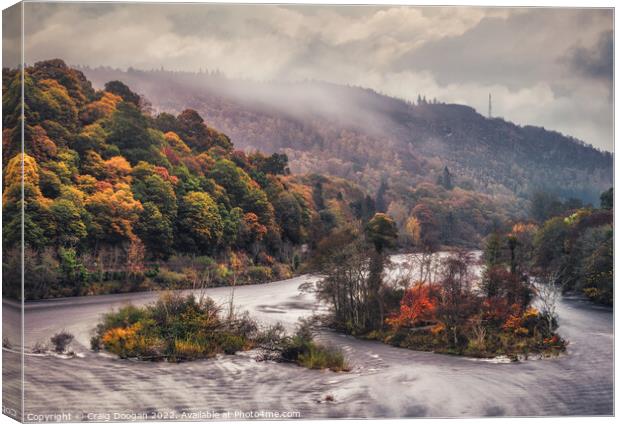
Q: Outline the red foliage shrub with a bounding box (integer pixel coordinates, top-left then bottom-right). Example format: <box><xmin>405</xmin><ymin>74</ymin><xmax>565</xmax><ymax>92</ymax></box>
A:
<box><xmin>162</xmin><ymin>146</ymin><xmax>180</xmax><ymax>166</ymax></box>
<box><xmin>153</xmin><ymin>166</ymin><xmax>179</xmax><ymax>185</ymax></box>
<box><xmin>387</xmin><ymin>282</ymin><xmax>439</xmax><ymax>328</ymax></box>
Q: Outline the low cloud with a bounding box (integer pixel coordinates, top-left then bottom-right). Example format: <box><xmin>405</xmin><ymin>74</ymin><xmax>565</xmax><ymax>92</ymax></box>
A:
<box><xmin>564</xmin><ymin>30</ymin><xmax>613</xmax><ymax>82</ymax></box>
<box><xmin>8</xmin><ymin>3</ymin><xmax>614</xmax><ymax>151</ymax></box>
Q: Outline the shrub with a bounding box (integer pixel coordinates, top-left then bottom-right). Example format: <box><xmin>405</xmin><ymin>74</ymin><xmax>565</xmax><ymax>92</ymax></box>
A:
<box><xmin>174</xmin><ymin>338</ymin><xmax>206</xmax><ymax>360</ymax></box>
<box><xmin>272</xmin><ymin>263</ymin><xmax>293</xmax><ymax>280</ymax></box>
<box><xmin>97</xmin><ymin>305</ymin><xmax>148</xmax><ymax>333</ymax></box>
<box><xmin>92</xmin><ymin>293</ymin><xmax>254</xmax><ymax>362</ymax></box>
<box><xmin>297</xmin><ymin>344</ymin><xmax>349</xmax><ymax>372</ymax></box>
<box><xmin>93</xmin><ymin>294</ymin><xmax>350</xmax><ymax>370</ymax></box>
<box><xmin>50</xmin><ymin>331</ymin><xmax>74</xmax><ymax>353</ymax></box>
<box><xmin>153</xmin><ymin>268</ymin><xmax>189</xmax><ymax>288</ymax></box>
<box><xmin>292</xmin><ymin>254</ymin><xmax>301</xmax><ymax>271</ymax></box>
<box><xmin>281</xmin><ymin>320</ymin><xmax>349</xmax><ymax>372</ymax></box>
<box><xmin>217</xmin><ymin>333</ymin><xmax>247</xmax><ymax>354</ymax></box>
<box><xmin>246</xmin><ymin>266</ymin><xmax>272</xmax><ymax>283</ymax></box>
<box><xmin>32</xmin><ymin>341</ymin><xmax>48</xmax><ymax>354</ymax></box>
<box><xmin>227</xmin><ymin>311</ymin><xmax>259</xmax><ymax>340</ymax></box>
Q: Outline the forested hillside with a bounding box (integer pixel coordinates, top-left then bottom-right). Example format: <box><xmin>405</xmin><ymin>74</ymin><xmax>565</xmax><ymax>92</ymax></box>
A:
<box><xmin>2</xmin><ymin>59</ymin><xmax>369</xmax><ymax>299</ymax></box>
<box><xmin>2</xmin><ymin>60</ymin><xmax>612</xmax><ymax>300</ymax></box>
<box><xmin>81</xmin><ymin>66</ymin><xmax>612</xmax><ymax>208</ymax></box>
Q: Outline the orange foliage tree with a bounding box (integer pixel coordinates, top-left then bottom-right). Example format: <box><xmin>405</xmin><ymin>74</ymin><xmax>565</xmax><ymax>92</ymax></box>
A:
<box><xmin>387</xmin><ymin>282</ymin><xmax>439</xmax><ymax>328</ymax></box>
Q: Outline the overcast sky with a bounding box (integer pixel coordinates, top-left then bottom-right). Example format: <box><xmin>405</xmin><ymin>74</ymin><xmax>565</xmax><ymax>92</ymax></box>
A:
<box><xmin>5</xmin><ymin>3</ymin><xmax>614</xmax><ymax>151</ymax></box>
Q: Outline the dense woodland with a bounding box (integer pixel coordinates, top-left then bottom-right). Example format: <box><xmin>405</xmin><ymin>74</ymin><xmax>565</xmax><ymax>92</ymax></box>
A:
<box><xmin>81</xmin><ymin>66</ymin><xmax>612</xmax><ymax>225</ymax></box>
<box><xmin>309</xmin><ymin>214</ymin><xmax>566</xmax><ymax>358</ymax></box>
<box><xmin>307</xmin><ymin>188</ymin><xmax>612</xmax><ymax>357</ymax></box>
<box><xmin>2</xmin><ymin>60</ymin><xmax>371</xmax><ymax>300</ymax></box>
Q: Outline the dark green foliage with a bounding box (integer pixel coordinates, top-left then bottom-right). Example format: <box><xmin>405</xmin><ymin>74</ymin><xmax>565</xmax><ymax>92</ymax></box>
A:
<box><xmin>50</xmin><ymin>199</ymin><xmax>87</xmax><ymax>246</ymax></box>
<box><xmin>58</xmin><ymin>248</ymin><xmax>88</xmax><ymax>295</ymax></box>
<box><xmin>600</xmin><ymin>187</ymin><xmax>613</xmax><ymax>210</ymax></box>
<box><xmin>106</xmin><ymin>101</ymin><xmax>155</xmax><ymax>164</ymax></box>
<box><xmin>365</xmin><ymin>213</ymin><xmax>398</xmax><ymax>253</ymax></box>
<box><xmin>530</xmin><ymin>191</ymin><xmax>584</xmax><ymax>223</ymax></box>
<box><xmin>208</xmin><ymin>159</ymin><xmax>274</xmax><ymax>224</ymax></box>
<box><xmin>532</xmin><ymin>204</ymin><xmax>613</xmax><ymax>305</ymax></box>
<box><xmin>273</xmin><ymin>191</ymin><xmax>305</xmax><ymax>243</ymax></box>
<box><xmin>438</xmin><ymin>166</ymin><xmax>453</xmax><ymax>190</ymax></box>
<box><xmin>175</xmin><ymin>109</ymin><xmax>232</xmax><ymax>152</ymax></box>
<box><xmin>135</xmin><ymin>202</ymin><xmax>174</xmax><ymax>260</ymax></box>
<box><xmin>104</xmin><ymin>80</ymin><xmax>141</xmax><ymax>106</ymax></box>
<box><xmin>484</xmin><ymin>232</ymin><xmax>504</xmax><ymax>267</ymax></box>
<box><xmin>375</xmin><ymin>179</ymin><xmax>388</xmax><ymax>213</ymax></box>
<box><xmin>251</xmin><ymin>152</ymin><xmax>289</xmax><ymax>175</ymax></box>
<box><xmin>131</xmin><ymin>165</ymin><xmax>178</xmax><ymax>219</ymax></box>
<box><xmin>177</xmin><ymin>191</ymin><xmax>223</xmax><ymax>253</ymax></box>
<box><xmin>40</xmin><ymin>168</ymin><xmax>63</xmax><ymax>198</ymax></box>
<box><xmin>575</xmin><ymin>225</ymin><xmax>613</xmax><ymax>305</ymax></box>
<box><xmin>533</xmin><ymin>217</ymin><xmax>569</xmax><ymax>270</ymax></box>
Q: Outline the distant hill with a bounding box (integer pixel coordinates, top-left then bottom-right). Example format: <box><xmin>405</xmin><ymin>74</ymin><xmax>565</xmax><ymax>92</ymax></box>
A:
<box><xmin>81</xmin><ymin>66</ymin><xmax>612</xmax><ymax>208</ymax></box>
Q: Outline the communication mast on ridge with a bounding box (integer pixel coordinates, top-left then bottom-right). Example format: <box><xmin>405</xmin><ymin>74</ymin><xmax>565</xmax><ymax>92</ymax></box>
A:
<box><xmin>488</xmin><ymin>93</ymin><xmax>492</xmax><ymax>118</ymax></box>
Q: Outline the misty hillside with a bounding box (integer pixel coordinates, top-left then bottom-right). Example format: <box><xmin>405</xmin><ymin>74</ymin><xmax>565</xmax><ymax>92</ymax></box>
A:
<box><xmin>81</xmin><ymin>67</ymin><xmax>613</xmax><ymax>206</ymax></box>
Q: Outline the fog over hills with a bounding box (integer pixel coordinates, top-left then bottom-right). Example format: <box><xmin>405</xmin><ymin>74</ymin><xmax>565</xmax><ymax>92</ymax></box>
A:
<box><xmin>82</xmin><ymin>66</ymin><xmax>613</xmax><ymax>206</ymax></box>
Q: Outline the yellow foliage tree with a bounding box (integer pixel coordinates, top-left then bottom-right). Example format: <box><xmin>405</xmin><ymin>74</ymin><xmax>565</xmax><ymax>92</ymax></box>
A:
<box><xmin>164</xmin><ymin>131</ymin><xmax>191</xmax><ymax>154</ymax></box>
<box><xmin>104</xmin><ymin>156</ymin><xmax>133</xmax><ymax>184</ymax></box>
<box><xmin>405</xmin><ymin>216</ymin><xmax>421</xmax><ymax>245</ymax></box>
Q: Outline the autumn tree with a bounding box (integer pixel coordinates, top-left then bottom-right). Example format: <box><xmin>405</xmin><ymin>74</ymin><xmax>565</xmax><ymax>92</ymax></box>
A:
<box><xmin>50</xmin><ymin>198</ymin><xmax>88</xmax><ymax>247</ymax></box>
<box><xmin>175</xmin><ymin>109</ymin><xmax>232</xmax><ymax>152</ymax></box>
<box><xmin>3</xmin><ymin>154</ymin><xmax>55</xmax><ymax>248</ymax></box>
<box><xmin>365</xmin><ymin>213</ymin><xmax>398</xmax><ymax>330</ymax></box>
<box><xmin>273</xmin><ymin>191</ymin><xmax>306</xmax><ymax>244</ymax></box>
<box><xmin>313</xmin><ymin>227</ymin><xmax>374</xmax><ymax>332</ymax></box>
<box><xmin>106</xmin><ymin>101</ymin><xmax>159</xmax><ymax>164</ymax></box>
<box><xmin>407</xmin><ymin>204</ymin><xmax>441</xmax><ymax>283</ymax></box>
<box><xmin>435</xmin><ymin>251</ymin><xmax>478</xmax><ymax>347</ymax></box>
<box><xmin>388</xmin><ymin>282</ymin><xmax>439</xmax><ymax>328</ymax></box>
<box><xmin>135</xmin><ymin>202</ymin><xmax>174</xmax><ymax>260</ymax></box>
<box><xmin>177</xmin><ymin>191</ymin><xmax>223</xmax><ymax>253</ymax></box>
<box><xmin>84</xmin><ymin>183</ymin><xmax>143</xmax><ymax>247</ymax></box>
<box><xmin>104</xmin><ymin>80</ymin><xmax>141</xmax><ymax>106</ymax></box>
<box><xmin>2</xmin><ymin>60</ymin><xmax>378</xmax><ymax>300</ymax></box>
<box><xmin>208</xmin><ymin>158</ymin><xmax>274</xmax><ymax>225</ymax></box>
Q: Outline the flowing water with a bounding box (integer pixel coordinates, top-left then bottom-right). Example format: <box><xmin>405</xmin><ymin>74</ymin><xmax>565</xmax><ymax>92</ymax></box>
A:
<box><xmin>2</xmin><ymin>255</ymin><xmax>613</xmax><ymax>420</ymax></box>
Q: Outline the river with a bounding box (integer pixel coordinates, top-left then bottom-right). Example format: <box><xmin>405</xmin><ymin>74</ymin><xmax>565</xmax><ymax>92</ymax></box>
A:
<box><xmin>2</xmin><ymin>254</ymin><xmax>613</xmax><ymax>420</ymax></box>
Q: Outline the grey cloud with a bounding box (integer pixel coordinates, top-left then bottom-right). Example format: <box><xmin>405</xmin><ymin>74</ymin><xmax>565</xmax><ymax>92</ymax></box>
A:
<box><xmin>394</xmin><ymin>9</ymin><xmax>611</xmax><ymax>89</ymax></box>
<box><xmin>395</xmin><ymin>15</ymin><xmax>534</xmax><ymax>88</ymax></box>
<box><xmin>2</xmin><ymin>3</ymin><xmax>21</xmax><ymax>67</ymax></box>
<box><xmin>8</xmin><ymin>3</ymin><xmax>615</xmax><ymax>151</ymax></box>
<box><xmin>564</xmin><ymin>30</ymin><xmax>613</xmax><ymax>81</ymax></box>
